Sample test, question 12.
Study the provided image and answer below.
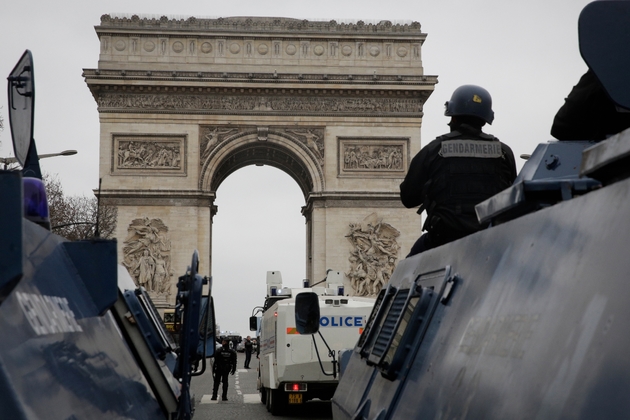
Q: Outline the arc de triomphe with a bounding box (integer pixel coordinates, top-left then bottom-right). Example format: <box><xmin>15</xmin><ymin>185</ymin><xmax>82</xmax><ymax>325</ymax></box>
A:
<box><xmin>84</xmin><ymin>15</ymin><xmax>437</xmax><ymax>304</ymax></box>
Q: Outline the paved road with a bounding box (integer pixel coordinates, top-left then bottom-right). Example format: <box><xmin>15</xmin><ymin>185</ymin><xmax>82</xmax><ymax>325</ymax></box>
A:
<box><xmin>190</xmin><ymin>356</ymin><xmax>333</xmax><ymax>419</ymax></box>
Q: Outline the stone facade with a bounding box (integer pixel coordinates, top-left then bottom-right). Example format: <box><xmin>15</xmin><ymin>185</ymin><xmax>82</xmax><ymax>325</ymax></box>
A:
<box><xmin>85</xmin><ymin>14</ymin><xmax>437</xmax><ymax>302</ymax></box>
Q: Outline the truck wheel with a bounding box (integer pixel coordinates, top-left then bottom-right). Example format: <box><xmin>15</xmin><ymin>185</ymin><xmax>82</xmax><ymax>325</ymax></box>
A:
<box><xmin>269</xmin><ymin>388</ymin><xmax>285</xmax><ymax>416</ymax></box>
<box><xmin>260</xmin><ymin>386</ymin><xmax>267</xmax><ymax>405</ymax></box>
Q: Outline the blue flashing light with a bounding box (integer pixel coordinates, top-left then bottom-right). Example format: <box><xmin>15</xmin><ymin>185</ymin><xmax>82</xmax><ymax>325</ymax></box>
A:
<box><xmin>23</xmin><ymin>177</ymin><xmax>51</xmax><ymax>230</ymax></box>
<box><xmin>270</xmin><ymin>286</ymin><xmax>277</xmax><ymax>296</ymax></box>
<box><xmin>338</xmin><ymin>286</ymin><xmax>345</xmax><ymax>296</ymax></box>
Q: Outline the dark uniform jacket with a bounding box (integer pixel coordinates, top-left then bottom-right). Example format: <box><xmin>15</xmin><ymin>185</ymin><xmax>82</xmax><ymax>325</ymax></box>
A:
<box><xmin>214</xmin><ymin>345</ymin><xmax>237</xmax><ymax>374</ymax></box>
<box><xmin>244</xmin><ymin>338</ymin><xmax>253</xmax><ymax>353</ymax></box>
<box><xmin>551</xmin><ymin>69</ymin><xmax>630</xmax><ymax>141</ymax></box>
<box><xmin>400</xmin><ymin>123</ymin><xmax>517</xmax><ymax>245</ymax></box>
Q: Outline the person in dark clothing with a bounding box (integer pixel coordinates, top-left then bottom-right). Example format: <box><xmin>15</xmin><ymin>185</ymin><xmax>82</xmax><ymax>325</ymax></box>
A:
<box><xmin>212</xmin><ymin>339</ymin><xmax>237</xmax><ymax>401</ymax></box>
<box><xmin>551</xmin><ymin>69</ymin><xmax>630</xmax><ymax>141</ymax></box>
<box><xmin>400</xmin><ymin>85</ymin><xmax>517</xmax><ymax>257</ymax></box>
<box><xmin>243</xmin><ymin>336</ymin><xmax>253</xmax><ymax>369</ymax></box>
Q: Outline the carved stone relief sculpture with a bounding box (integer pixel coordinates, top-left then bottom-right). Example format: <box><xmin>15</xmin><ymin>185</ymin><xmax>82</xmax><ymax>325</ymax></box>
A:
<box><xmin>343</xmin><ymin>144</ymin><xmax>403</xmax><ymax>170</ymax></box>
<box><xmin>200</xmin><ymin>126</ymin><xmax>240</xmax><ymax>161</ymax></box>
<box><xmin>285</xmin><ymin>128</ymin><xmax>324</xmax><ymax>164</ymax></box>
<box><xmin>113</xmin><ymin>135</ymin><xmax>186</xmax><ymax>176</ymax></box>
<box><xmin>338</xmin><ymin>137</ymin><xmax>408</xmax><ymax>178</ymax></box>
<box><xmin>346</xmin><ymin>213</ymin><xmax>400</xmax><ymax>296</ymax></box>
<box><xmin>122</xmin><ymin>217</ymin><xmax>173</xmax><ymax>297</ymax></box>
<box><xmin>98</xmin><ymin>93</ymin><xmax>423</xmax><ymax>115</ymax></box>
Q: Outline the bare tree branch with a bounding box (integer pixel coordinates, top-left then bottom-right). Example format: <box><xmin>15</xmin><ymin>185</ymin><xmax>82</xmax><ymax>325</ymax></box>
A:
<box><xmin>44</xmin><ymin>173</ymin><xmax>117</xmax><ymax>240</ymax></box>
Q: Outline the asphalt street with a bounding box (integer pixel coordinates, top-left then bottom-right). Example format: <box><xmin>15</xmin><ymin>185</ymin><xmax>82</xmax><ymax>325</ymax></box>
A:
<box><xmin>190</xmin><ymin>354</ymin><xmax>333</xmax><ymax>419</ymax></box>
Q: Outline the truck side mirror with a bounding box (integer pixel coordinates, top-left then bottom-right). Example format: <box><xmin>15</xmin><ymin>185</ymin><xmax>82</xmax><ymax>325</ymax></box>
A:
<box><xmin>249</xmin><ymin>316</ymin><xmax>258</xmax><ymax>331</ymax></box>
<box><xmin>200</xmin><ymin>295</ymin><xmax>217</xmax><ymax>359</ymax></box>
<box><xmin>295</xmin><ymin>292</ymin><xmax>320</xmax><ymax>335</ymax></box>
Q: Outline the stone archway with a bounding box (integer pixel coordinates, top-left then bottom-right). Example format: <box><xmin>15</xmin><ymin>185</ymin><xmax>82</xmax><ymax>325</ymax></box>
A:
<box><xmin>200</xmin><ymin>126</ymin><xmax>323</xmax><ymax>196</ymax></box>
<box><xmin>85</xmin><ymin>14</ymin><xmax>437</xmax><ymax>304</ymax></box>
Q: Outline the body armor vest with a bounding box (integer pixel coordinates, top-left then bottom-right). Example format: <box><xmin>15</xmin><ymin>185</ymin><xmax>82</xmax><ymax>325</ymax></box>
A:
<box><xmin>423</xmin><ymin>131</ymin><xmax>513</xmax><ymax>235</ymax></box>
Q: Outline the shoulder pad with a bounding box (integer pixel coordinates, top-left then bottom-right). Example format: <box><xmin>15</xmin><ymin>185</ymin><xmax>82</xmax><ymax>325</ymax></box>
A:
<box><xmin>478</xmin><ymin>132</ymin><xmax>499</xmax><ymax>141</ymax></box>
<box><xmin>436</xmin><ymin>131</ymin><xmax>461</xmax><ymax>141</ymax></box>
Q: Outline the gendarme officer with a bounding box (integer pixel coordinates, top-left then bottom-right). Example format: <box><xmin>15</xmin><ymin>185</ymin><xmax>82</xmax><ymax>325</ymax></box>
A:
<box><xmin>212</xmin><ymin>338</ymin><xmax>237</xmax><ymax>401</ymax></box>
<box><xmin>400</xmin><ymin>85</ymin><xmax>517</xmax><ymax>257</ymax></box>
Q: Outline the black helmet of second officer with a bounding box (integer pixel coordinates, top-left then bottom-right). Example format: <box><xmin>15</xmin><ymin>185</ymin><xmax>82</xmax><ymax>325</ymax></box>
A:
<box><xmin>444</xmin><ymin>85</ymin><xmax>494</xmax><ymax>125</ymax></box>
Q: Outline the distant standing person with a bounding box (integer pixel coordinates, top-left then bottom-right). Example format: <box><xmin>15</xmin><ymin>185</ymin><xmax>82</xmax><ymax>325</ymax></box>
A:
<box><xmin>400</xmin><ymin>85</ymin><xmax>517</xmax><ymax>257</ymax></box>
<box><xmin>212</xmin><ymin>339</ymin><xmax>237</xmax><ymax>401</ymax></box>
<box><xmin>244</xmin><ymin>336</ymin><xmax>253</xmax><ymax>369</ymax></box>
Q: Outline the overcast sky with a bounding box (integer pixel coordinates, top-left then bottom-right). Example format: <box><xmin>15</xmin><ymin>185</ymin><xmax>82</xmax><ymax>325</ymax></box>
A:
<box><xmin>0</xmin><ymin>0</ymin><xmax>593</xmax><ymax>335</ymax></box>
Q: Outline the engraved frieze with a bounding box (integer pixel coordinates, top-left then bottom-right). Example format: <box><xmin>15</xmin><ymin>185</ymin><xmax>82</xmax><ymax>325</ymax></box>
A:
<box><xmin>343</xmin><ymin>145</ymin><xmax>403</xmax><ymax>170</ymax></box>
<box><xmin>123</xmin><ymin>217</ymin><xmax>173</xmax><ymax>296</ymax></box>
<box><xmin>338</xmin><ymin>137</ymin><xmax>408</xmax><ymax>178</ymax></box>
<box><xmin>346</xmin><ymin>213</ymin><xmax>400</xmax><ymax>296</ymax></box>
<box><xmin>97</xmin><ymin>93</ymin><xmax>423</xmax><ymax>115</ymax></box>
<box><xmin>113</xmin><ymin>134</ymin><xmax>186</xmax><ymax>176</ymax></box>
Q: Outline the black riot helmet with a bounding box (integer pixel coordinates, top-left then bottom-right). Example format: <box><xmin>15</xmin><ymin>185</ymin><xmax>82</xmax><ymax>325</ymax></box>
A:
<box><xmin>444</xmin><ymin>85</ymin><xmax>495</xmax><ymax>125</ymax></box>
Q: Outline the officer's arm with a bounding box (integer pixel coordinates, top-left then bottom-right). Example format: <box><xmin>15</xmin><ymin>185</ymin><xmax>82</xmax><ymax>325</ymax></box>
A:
<box><xmin>551</xmin><ymin>69</ymin><xmax>618</xmax><ymax>141</ymax></box>
<box><xmin>502</xmin><ymin>144</ymin><xmax>518</xmax><ymax>182</ymax></box>
<box><xmin>400</xmin><ymin>146</ymin><xmax>431</xmax><ymax>208</ymax></box>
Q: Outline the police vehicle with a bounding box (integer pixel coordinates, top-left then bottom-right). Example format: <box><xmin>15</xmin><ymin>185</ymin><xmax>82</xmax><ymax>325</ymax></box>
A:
<box><xmin>0</xmin><ymin>50</ymin><xmax>216</xmax><ymax>420</ymax></box>
<box><xmin>218</xmin><ymin>331</ymin><xmax>243</xmax><ymax>351</ymax></box>
<box><xmin>254</xmin><ymin>270</ymin><xmax>374</xmax><ymax>415</ymax></box>
<box><xmin>294</xmin><ymin>2</ymin><xmax>630</xmax><ymax>419</ymax></box>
